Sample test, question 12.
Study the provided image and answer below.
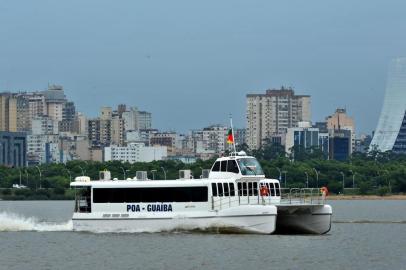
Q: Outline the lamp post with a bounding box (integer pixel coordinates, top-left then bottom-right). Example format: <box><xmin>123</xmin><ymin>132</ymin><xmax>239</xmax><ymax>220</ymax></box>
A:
<box><xmin>340</xmin><ymin>171</ymin><xmax>345</xmax><ymax>194</ymax></box>
<box><xmin>282</xmin><ymin>171</ymin><xmax>287</xmax><ymax>187</ymax></box>
<box><xmin>161</xmin><ymin>167</ymin><xmax>167</xmax><ymax>180</ymax></box>
<box><xmin>24</xmin><ymin>169</ymin><xmax>29</xmax><ymax>186</ymax></box>
<box><xmin>64</xmin><ymin>164</ymin><xmax>72</xmax><ymax>183</ymax></box>
<box><xmin>35</xmin><ymin>166</ymin><xmax>42</xmax><ymax>190</ymax></box>
<box><xmin>78</xmin><ymin>166</ymin><xmax>85</xmax><ymax>176</ymax></box>
<box><xmin>350</xmin><ymin>170</ymin><xmax>355</xmax><ymax>188</ymax></box>
<box><xmin>304</xmin><ymin>171</ymin><xmax>309</xmax><ymax>188</ymax></box>
<box><xmin>151</xmin><ymin>170</ymin><xmax>157</xmax><ymax>180</ymax></box>
<box><xmin>313</xmin><ymin>168</ymin><xmax>319</xmax><ymax>188</ymax></box>
<box><xmin>276</xmin><ymin>167</ymin><xmax>282</xmax><ymax>181</ymax></box>
<box><xmin>18</xmin><ymin>168</ymin><xmax>22</xmax><ymax>186</ymax></box>
<box><xmin>120</xmin><ymin>166</ymin><xmax>126</xmax><ymax>180</ymax></box>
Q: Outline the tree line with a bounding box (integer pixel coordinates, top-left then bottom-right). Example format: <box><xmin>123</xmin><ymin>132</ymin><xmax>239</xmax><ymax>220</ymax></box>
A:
<box><xmin>0</xmin><ymin>142</ymin><xmax>405</xmax><ymax>199</ymax></box>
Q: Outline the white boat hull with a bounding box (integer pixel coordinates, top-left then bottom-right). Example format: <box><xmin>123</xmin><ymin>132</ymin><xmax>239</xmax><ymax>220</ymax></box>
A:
<box><xmin>275</xmin><ymin>204</ymin><xmax>332</xmax><ymax>234</ymax></box>
<box><xmin>72</xmin><ymin>205</ymin><xmax>277</xmax><ymax>235</ymax></box>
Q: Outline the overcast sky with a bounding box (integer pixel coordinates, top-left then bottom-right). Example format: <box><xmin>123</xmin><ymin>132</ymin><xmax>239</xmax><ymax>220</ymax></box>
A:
<box><xmin>1</xmin><ymin>0</ymin><xmax>406</xmax><ymax>134</ymax></box>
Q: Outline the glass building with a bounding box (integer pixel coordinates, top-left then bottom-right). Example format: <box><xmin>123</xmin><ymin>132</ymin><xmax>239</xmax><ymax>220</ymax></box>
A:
<box><xmin>371</xmin><ymin>58</ymin><xmax>406</xmax><ymax>153</ymax></box>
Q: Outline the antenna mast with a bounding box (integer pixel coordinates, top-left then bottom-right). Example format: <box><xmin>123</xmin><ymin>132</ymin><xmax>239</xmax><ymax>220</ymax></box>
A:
<box><xmin>230</xmin><ymin>115</ymin><xmax>237</xmax><ymax>155</ymax></box>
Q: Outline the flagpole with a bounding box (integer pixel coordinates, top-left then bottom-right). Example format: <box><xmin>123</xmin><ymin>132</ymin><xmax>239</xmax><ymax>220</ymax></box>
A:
<box><xmin>230</xmin><ymin>116</ymin><xmax>237</xmax><ymax>155</ymax></box>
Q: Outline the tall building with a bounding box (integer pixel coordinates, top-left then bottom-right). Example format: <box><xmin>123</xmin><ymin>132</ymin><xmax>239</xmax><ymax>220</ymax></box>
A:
<box><xmin>138</xmin><ymin>111</ymin><xmax>152</xmax><ymax>130</ymax></box>
<box><xmin>88</xmin><ymin>118</ymin><xmax>111</xmax><ymax>147</ymax></box>
<box><xmin>326</xmin><ymin>108</ymin><xmax>355</xmax><ymax>152</ymax></box>
<box><xmin>42</xmin><ymin>85</ymin><xmax>67</xmax><ymax>122</ymax></box>
<box><xmin>31</xmin><ymin>116</ymin><xmax>58</xmax><ymax>135</ymax></box>
<box><xmin>329</xmin><ymin>129</ymin><xmax>352</xmax><ymax>161</ymax></box>
<box><xmin>371</xmin><ymin>57</ymin><xmax>406</xmax><ymax>153</ymax></box>
<box><xmin>122</xmin><ymin>106</ymin><xmax>139</xmax><ymax>131</ymax></box>
<box><xmin>202</xmin><ymin>125</ymin><xmax>228</xmax><ymax>153</ymax></box>
<box><xmin>285</xmin><ymin>122</ymin><xmax>320</xmax><ymax>154</ymax></box>
<box><xmin>104</xmin><ymin>143</ymin><xmax>167</xmax><ymax>163</ymax></box>
<box><xmin>111</xmin><ymin>115</ymin><xmax>125</xmax><ymax>146</ymax></box>
<box><xmin>0</xmin><ymin>131</ymin><xmax>27</xmax><ymax>167</ymax></box>
<box><xmin>76</xmin><ymin>112</ymin><xmax>88</xmax><ymax>135</ymax></box>
<box><xmin>246</xmin><ymin>87</ymin><xmax>311</xmax><ymax>150</ymax></box>
<box><xmin>149</xmin><ymin>131</ymin><xmax>179</xmax><ymax>155</ymax></box>
<box><xmin>0</xmin><ymin>93</ymin><xmax>17</xmax><ymax>132</ymax></box>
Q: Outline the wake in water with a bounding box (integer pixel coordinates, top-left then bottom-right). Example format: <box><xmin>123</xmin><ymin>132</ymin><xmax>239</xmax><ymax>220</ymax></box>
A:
<box><xmin>333</xmin><ymin>220</ymin><xmax>406</xmax><ymax>224</ymax></box>
<box><xmin>0</xmin><ymin>212</ymin><xmax>72</xmax><ymax>232</ymax></box>
<box><xmin>0</xmin><ymin>212</ymin><xmax>236</xmax><ymax>234</ymax></box>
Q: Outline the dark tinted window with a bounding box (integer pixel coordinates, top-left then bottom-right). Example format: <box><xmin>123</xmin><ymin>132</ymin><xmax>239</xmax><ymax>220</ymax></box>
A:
<box><xmin>242</xmin><ymin>183</ymin><xmax>248</xmax><ymax>196</ymax></box>
<box><xmin>211</xmin><ymin>183</ymin><xmax>217</xmax><ymax>196</ymax></box>
<box><xmin>253</xmin><ymin>182</ymin><xmax>258</xmax><ymax>196</ymax></box>
<box><xmin>212</xmin><ymin>162</ymin><xmax>220</xmax><ymax>172</ymax></box>
<box><xmin>227</xmin><ymin>160</ymin><xmax>239</xmax><ymax>173</ymax></box>
<box><xmin>238</xmin><ymin>182</ymin><xmax>242</xmax><ymax>196</ymax></box>
<box><xmin>229</xmin><ymin>183</ymin><xmax>235</xmax><ymax>196</ymax></box>
<box><xmin>248</xmin><ymin>182</ymin><xmax>253</xmax><ymax>196</ymax></box>
<box><xmin>93</xmin><ymin>187</ymin><xmax>208</xmax><ymax>203</ymax></box>
<box><xmin>223</xmin><ymin>183</ymin><xmax>229</xmax><ymax>196</ymax></box>
<box><xmin>217</xmin><ymin>183</ymin><xmax>224</xmax><ymax>196</ymax></box>
<box><xmin>220</xmin><ymin>161</ymin><xmax>227</xmax><ymax>172</ymax></box>
<box><xmin>275</xmin><ymin>183</ymin><xmax>280</xmax><ymax>196</ymax></box>
<box><xmin>270</xmin><ymin>183</ymin><xmax>275</xmax><ymax>196</ymax></box>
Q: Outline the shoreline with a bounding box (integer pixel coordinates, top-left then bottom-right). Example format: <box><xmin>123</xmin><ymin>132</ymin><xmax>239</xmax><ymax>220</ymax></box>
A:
<box><xmin>328</xmin><ymin>194</ymin><xmax>406</xmax><ymax>200</ymax></box>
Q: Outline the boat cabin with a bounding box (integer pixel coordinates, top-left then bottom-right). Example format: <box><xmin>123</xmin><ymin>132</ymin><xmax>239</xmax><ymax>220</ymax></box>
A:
<box><xmin>71</xmin><ymin>153</ymin><xmax>282</xmax><ymax>214</ymax></box>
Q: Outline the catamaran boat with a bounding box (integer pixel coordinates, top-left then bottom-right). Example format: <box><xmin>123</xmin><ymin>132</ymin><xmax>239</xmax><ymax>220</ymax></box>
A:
<box><xmin>70</xmin><ymin>152</ymin><xmax>332</xmax><ymax>234</ymax></box>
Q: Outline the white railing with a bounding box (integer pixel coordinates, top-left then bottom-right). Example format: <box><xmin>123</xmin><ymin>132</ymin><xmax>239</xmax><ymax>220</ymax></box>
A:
<box><xmin>211</xmin><ymin>188</ymin><xmax>326</xmax><ymax>210</ymax></box>
<box><xmin>279</xmin><ymin>188</ymin><xmax>325</xmax><ymax>205</ymax></box>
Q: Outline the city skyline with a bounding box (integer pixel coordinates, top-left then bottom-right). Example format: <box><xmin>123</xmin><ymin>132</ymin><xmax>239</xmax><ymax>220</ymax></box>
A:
<box><xmin>2</xmin><ymin>1</ymin><xmax>406</xmax><ymax>133</ymax></box>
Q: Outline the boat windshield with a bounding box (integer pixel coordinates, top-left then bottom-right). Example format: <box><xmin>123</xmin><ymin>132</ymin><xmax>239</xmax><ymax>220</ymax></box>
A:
<box><xmin>237</xmin><ymin>158</ymin><xmax>264</xmax><ymax>176</ymax></box>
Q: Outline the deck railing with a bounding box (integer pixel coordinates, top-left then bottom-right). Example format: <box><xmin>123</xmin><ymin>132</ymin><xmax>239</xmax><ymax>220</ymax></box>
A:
<box><xmin>279</xmin><ymin>188</ymin><xmax>325</xmax><ymax>205</ymax></box>
<box><xmin>211</xmin><ymin>188</ymin><xmax>325</xmax><ymax>210</ymax></box>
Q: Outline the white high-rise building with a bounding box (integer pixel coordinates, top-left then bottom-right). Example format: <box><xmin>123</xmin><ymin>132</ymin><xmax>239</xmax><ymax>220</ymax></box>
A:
<box><xmin>31</xmin><ymin>116</ymin><xmax>58</xmax><ymax>135</ymax></box>
<box><xmin>371</xmin><ymin>57</ymin><xmax>406</xmax><ymax>153</ymax></box>
<box><xmin>42</xmin><ymin>85</ymin><xmax>67</xmax><ymax>122</ymax></box>
<box><xmin>246</xmin><ymin>88</ymin><xmax>311</xmax><ymax>150</ymax></box>
<box><xmin>122</xmin><ymin>107</ymin><xmax>139</xmax><ymax>131</ymax></box>
<box><xmin>138</xmin><ymin>111</ymin><xmax>152</xmax><ymax>130</ymax></box>
<box><xmin>202</xmin><ymin>125</ymin><xmax>228</xmax><ymax>153</ymax></box>
<box><xmin>104</xmin><ymin>143</ymin><xmax>167</xmax><ymax>163</ymax></box>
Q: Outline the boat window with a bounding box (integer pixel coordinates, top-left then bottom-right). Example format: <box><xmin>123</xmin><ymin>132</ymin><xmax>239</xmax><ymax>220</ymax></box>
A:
<box><xmin>275</xmin><ymin>183</ymin><xmax>281</xmax><ymax>196</ymax></box>
<box><xmin>242</xmin><ymin>182</ymin><xmax>248</xmax><ymax>196</ymax></box>
<box><xmin>248</xmin><ymin>182</ymin><xmax>253</xmax><ymax>196</ymax></box>
<box><xmin>223</xmin><ymin>183</ymin><xmax>229</xmax><ymax>197</ymax></box>
<box><xmin>220</xmin><ymin>161</ymin><xmax>227</xmax><ymax>172</ymax></box>
<box><xmin>217</xmin><ymin>183</ymin><xmax>224</xmax><ymax>196</ymax></box>
<box><xmin>211</xmin><ymin>183</ymin><xmax>218</xmax><ymax>196</ymax></box>
<box><xmin>93</xmin><ymin>187</ymin><xmax>208</xmax><ymax>203</ymax></box>
<box><xmin>237</xmin><ymin>182</ymin><xmax>242</xmax><ymax>196</ymax></box>
<box><xmin>229</xmin><ymin>183</ymin><xmax>235</xmax><ymax>196</ymax></box>
<box><xmin>212</xmin><ymin>162</ymin><xmax>220</xmax><ymax>172</ymax></box>
<box><xmin>253</xmin><ymin>182</ymin><xmax>258</xmax><ymax>196</ymax></box>
<box><xmin>237</xmin><ymin>158</ymin><xmax>264</xmax><ymax>176</ymax></box>
<box><xmin>270</xmin><ymin>183</ymin><xmax>275</xmax><ymax>196</ymax></box>
<box><xmin>227</xmin><ymin>160</ymin><xmax>239</xmax><ymax>173</ymax></box>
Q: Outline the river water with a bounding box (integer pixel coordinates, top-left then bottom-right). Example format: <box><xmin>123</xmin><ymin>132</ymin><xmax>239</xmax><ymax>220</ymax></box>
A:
<box><xmin>0</xmin><ymin>200</ymin><xmax>405</xmax><ymax>270</ymax></box>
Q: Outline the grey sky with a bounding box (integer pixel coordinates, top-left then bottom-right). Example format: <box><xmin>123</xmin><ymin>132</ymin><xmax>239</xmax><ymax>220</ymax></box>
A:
<box><xmin>1</xmin><ymin>0</ymin><xmax>406</xmax><ymax>134</ymax></box>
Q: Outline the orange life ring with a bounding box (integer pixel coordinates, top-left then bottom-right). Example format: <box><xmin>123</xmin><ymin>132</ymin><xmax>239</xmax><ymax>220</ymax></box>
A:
<box><xmin>320</xmin><ymin>186</ymin><xmax>329</xmax><ymax>196</ymax></box>
<box><xmin>260</xmin><ymin>185</ymin><xmax>269</xmax><ymax>196</ymax></box>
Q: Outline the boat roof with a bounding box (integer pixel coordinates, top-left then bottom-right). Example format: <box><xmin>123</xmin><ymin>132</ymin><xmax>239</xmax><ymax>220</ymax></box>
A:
<box><xmin>214</xmin><ymin>155</ymin><xmax>257</xmax><ymax>162</ymax></box>
<box><xmin>70</xmin><ymin>177</ymin><xmax>280</xmax><ymax>188</ymax></box>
